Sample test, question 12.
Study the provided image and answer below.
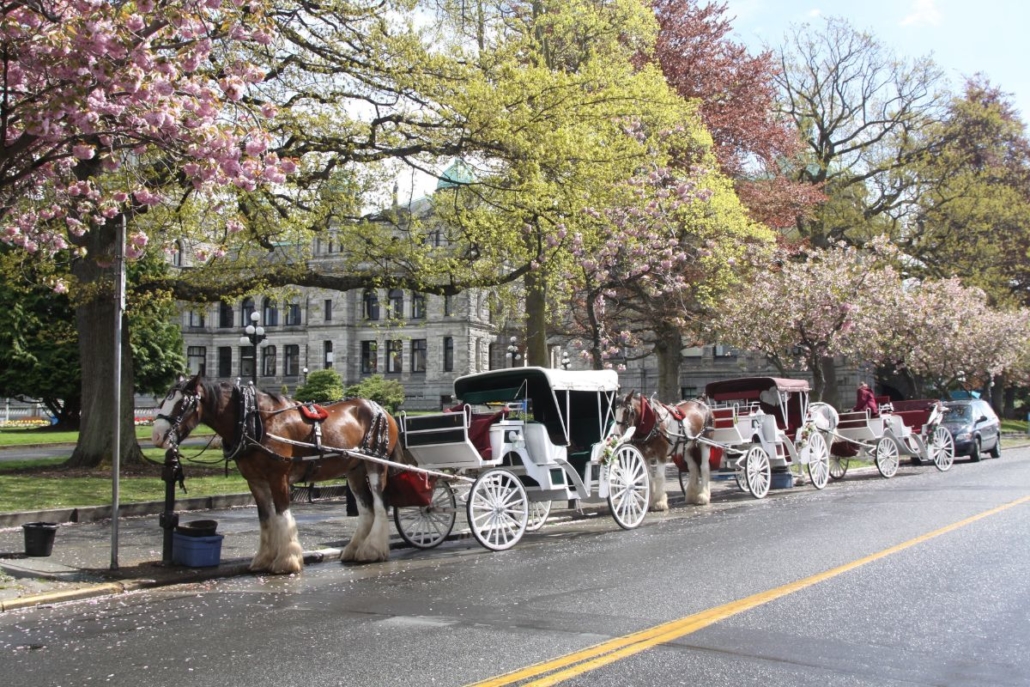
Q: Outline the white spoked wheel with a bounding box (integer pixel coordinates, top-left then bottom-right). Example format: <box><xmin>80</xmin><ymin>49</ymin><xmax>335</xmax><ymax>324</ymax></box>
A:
<box><xmin>466</xmin><ymin>469</ymin><xmax>528</xmax><ymax>551</ymax></box>
<box><xmin>525</xmin><ymin>500</ymin><xmax>552</xmax><ymax>532</ymax></box>
<box><xmin>806</xmin><ymin>432</ymin><xmax>830</xmax><ymax>490</ymax></box>
<box><xmin>930</xmin><ymin>426</ymin><xmax>955</xmax><ymax>472</ymax></box>
<box><xmin>607</xmin><ymin>445</ymin><xmax>650</xmax><ymax>530</ymax></box>
<box><xmin>875</xmin><ymin>437</ymin><xmax>900</xmax><ymax>478</ymax></box>
<box><xmin>829</xmin><ymin>454</ymin><xmax>849</xmax><ymax>480</ymax></box>
<box><xmin>393</xmin><ymin>480</ymin><xmax>457</xmax><ymax>550</ymax></box>
<box><xmin>733</xmin><ymin>454</ymin><xmax>750</xmax><ymax>493</ymax></box>
<box><xmin>744</xmin><ymin>446</ymin><xmax>771</xmax><ymax>499</ymax></box>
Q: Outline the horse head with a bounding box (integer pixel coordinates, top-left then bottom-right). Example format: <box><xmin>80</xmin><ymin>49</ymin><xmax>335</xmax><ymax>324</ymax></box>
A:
<box><xmin>152</xmin><ymin>374</ymin><xmax>205</xmax><ymax>448</ymax></box>
<box><xmin>614</xmin><ymin>390</ymin><xmax>640</xmax><ymax>436</ymax></box>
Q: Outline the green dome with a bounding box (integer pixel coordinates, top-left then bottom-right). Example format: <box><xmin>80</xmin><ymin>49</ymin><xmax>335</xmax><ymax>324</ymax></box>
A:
<box><xmin>436</xmin><ymin>160</ymin><xmax>475</xmax><ymax>190</ymax></box>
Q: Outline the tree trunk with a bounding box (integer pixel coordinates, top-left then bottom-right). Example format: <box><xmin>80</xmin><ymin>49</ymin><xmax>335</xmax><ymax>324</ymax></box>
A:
<box><xmin>809</xmin><ymin>354</ymin><xmax>826</xmax><ymax>403</ymax></box>
<box><xmin>65</xmin><ymin>216</ymin><xmax>145</xmax><ymax>469</ymax></box>
<box><xmin>524</xmin><ymin>271</ymin><xmax>548</xmax><ymax>367</ymax></box>
<box><xmin>818</xmin><ymin>356</ymin><xmax>839</xmax><ymax>408</ymax></box>
<box><xmin>653</xmin><ymin>325</ymin><xmax>682</xmax><ymax>402</ymax></box>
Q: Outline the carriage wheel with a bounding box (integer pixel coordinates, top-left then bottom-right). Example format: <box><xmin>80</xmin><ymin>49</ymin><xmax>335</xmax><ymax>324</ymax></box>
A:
<box><xmin>806</xmin><ymin>433</ymin><xmax>830</xmax><ymax>490</ymax></box>
<box><xmin>607</xmin><ymin>445</ymin><xmax>650</xmax><ymax>530</ymax></box>
<box><xmin>744</xmin><ymin>446</ymin><xmax>771</xmax><ymax>499</ymax></box>
<box><xmin>829</xmin><ymin>454</ymin><xmax>849</xmax><ymax>480</ymax></box>
<box><xmin>875</xmin><ymin>437</ymin><xmax>900</xmax><ymax>478</ymax></box>
<box><xmin>525</xmin><ymin>500</ymin><xmax>552</xmax><ymax>532</ymax></box>
<box><xmin>929</xmin><ymin>426</ymin><xmax>955</xmax><ymax>472</ymax></box>
<box><xmin>393</xmin><ymin>480</ymin><xmax>457</xmax><ymax>550</ymax></box>
<box><xmin>733</xmin><ymin>455</ymin><xmax>750</xmax><ymax>493</ymax></box>
<box><xmin>466</xmin><ymin>469</ymin><xmax>528</xmax><ymax>551</ymax></box>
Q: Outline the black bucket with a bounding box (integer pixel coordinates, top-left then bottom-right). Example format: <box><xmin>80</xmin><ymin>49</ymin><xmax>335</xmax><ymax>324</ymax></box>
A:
<box><xmin>175</xmin><ymin>519</ymin><xmax>218</xmax><ymax>538</ymax></box>
<box><xmin>23</xmin><ymin>522</ymin><xmax>58</xmax><ymax>557</ymax></box>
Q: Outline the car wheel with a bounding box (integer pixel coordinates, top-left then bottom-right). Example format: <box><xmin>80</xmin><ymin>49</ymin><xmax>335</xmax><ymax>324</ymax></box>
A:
<box><xmin>989</xmin><ymin>438</ymin><xmax>1001</xmax><ymax>459</ymax></box>
<box><xmin>970</xmin><ymin>437</ymin><xmax>981</xmax><ymax>462</ymax></box>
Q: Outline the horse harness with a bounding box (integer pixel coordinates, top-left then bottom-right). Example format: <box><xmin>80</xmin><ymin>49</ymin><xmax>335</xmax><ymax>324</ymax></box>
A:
<box><xmin>632</xmin><ymin>395</ymin><xmax>710</xmax><ymax>459</ymax></box>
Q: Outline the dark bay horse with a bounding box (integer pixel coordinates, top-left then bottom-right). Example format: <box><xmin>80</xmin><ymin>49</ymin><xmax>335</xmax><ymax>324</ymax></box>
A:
<box><xmin>614</xmin><ymin>391</ymin><xmax>712</xmax><ymax>509</ymax></box>
<box><xmin>152</xmin><ymin>375</ymin><xmax>402</xmax><ymax>574</ymax></box>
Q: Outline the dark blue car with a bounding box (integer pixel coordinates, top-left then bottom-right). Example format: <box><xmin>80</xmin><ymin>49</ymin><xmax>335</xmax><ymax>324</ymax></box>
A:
<box><xmin>941</xmin><ymin>400</ymin><xmax>1001</xmax><ymax>462</ymax></box>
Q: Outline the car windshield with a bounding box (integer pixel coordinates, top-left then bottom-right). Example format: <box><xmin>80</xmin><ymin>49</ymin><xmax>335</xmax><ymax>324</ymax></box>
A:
<box><xmin>944</xmin><ymin>405</ymin><xmax>972</xmax><ymax>421</ymax></box>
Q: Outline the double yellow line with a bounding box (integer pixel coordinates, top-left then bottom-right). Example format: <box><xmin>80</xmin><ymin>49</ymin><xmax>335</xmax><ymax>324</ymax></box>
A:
<box><xmin>471</xmin><ymin>495</ymin><xmax>1030</xmax><ymax>687</ymax></box>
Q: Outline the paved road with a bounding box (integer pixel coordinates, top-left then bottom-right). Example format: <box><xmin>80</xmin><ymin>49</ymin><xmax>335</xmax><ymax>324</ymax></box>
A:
<box><xmin>2</xmin><ymin>449</ymin><xmax>1028</xmax><ymax>686</ymax></box>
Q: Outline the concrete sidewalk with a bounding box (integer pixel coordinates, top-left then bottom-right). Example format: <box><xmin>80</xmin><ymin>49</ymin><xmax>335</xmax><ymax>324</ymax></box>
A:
<box><xmin>0</xmin><ymin>496</ymin><xmax>377</xmax><ymax>612</ymax></box>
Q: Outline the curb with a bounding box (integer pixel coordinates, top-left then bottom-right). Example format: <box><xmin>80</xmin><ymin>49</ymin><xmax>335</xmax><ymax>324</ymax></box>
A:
<box><xmin>0</xmin><ymin>493</ymin><xmax>256</xmax><ymax>529</ymax></box>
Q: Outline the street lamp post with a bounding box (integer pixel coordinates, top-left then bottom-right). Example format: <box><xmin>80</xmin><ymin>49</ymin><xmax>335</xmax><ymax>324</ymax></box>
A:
<box><xmin>506</xmin><ymin>336</ymin><xmax>521</xmax><ymax>368</ymax></box>
<box><xmin>238</xmin><ymin>311</ymin><xmax>266</xmax><ymax>387</ymax></box>
<box><xmin>302</xmin><ymin>367</ymin><xmax>309</xmax><ymax>384</ymax></box>
<box><xmin>561</xmin><ymin>351</ymin><xmax>570</xmax><ymax>370</ymax></box>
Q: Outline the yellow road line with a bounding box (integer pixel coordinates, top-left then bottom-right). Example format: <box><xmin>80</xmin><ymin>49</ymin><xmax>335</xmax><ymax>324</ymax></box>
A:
<box><xmin>470</xmin><ymin>495</ymin><xmax>1030</xmax><ymax>687</ymax></box>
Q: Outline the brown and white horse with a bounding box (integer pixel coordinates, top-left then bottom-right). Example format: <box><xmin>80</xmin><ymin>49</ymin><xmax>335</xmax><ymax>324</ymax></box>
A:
<box><xmin>614</xmin><ymin>391</ymin><xmax>712</xmax><ymax>509</ymax></box>
<box><xmin>152</xmin><ymin>375</ymin><xmax>402</xmax><ymax>574</ymax></box>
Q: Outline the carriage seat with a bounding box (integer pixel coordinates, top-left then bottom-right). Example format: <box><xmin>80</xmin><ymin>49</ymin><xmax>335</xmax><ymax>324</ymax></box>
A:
<box><xmin>889</xmin><ymin>400</ymin><xmax>935</xmax><ymax>432</ymax></box>
<box><xmin>446</xmin><ymin>405</ymin><xmax>508</xmax><ymax>460</ymax></box>
<box><xmin>836</xmin><ymin>410</ymin><xmax>871</xmax><ymax>430</ymax></box>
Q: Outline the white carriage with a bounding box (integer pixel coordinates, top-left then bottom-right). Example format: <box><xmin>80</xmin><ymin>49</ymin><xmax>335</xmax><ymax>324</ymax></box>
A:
<box><xmin>697</xmin><ymin>377</ymin><xmax>832</xmax><ymax>499</ymax></box>
<box><xmin>829</xmin><ymin>398</ymin><xmax>955</xmax><ymax>479</ymax></box>
<box><xmin>392</xmin><ymin>367</ymin><xmax>650</xmax><ymax>552</ymax></box>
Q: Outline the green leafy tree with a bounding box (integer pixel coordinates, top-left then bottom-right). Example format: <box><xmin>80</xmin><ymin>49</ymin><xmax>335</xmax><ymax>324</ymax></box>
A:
<box><xmin>295</xmin><ymin>370</ymin><xmax>345</xmax><ymax>403</ymax></box>
<box><xmin>344</xmin><ymin>375</ymin><xmax>406</xmax><ymax>414</ymax></box>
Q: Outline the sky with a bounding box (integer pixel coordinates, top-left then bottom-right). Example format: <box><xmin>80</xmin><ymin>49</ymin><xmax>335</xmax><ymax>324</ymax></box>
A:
<box><xmin>717</xmin><ymin>0</ymin><xmax>1030</xmax><ymax>123</ymax></box>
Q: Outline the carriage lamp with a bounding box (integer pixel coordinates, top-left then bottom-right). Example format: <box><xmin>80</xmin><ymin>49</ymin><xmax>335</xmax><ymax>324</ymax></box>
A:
<box><xmin>239</xmin><ymin>311</ymin><xmax>267</xmax><ymax>387</ymax></box>
<box><xmin>507</xmin><ymin>336</ymin><xmax>522</xmax><ymax>368</ymax></box>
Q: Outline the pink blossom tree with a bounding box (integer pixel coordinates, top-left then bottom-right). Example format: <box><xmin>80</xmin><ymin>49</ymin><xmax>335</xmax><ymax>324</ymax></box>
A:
<box><xmin>0</xmin><ymin>0</ymin><xmax>291</xmax><ymax>466</ymax></box>
<box><xmin>713</xmin><ymin>243</ymin><xmax>900</xmax><ymax>402</ymax></box>
<box><xmin>878</xmin><ymin>279</ymin><xmax>1030</xmax><ymax>398</ymax></box>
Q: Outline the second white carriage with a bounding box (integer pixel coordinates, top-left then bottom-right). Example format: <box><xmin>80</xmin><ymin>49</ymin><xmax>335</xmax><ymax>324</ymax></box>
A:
<box><xmin>393</xmin><ymin>367</ymin><xmax>650</xmax><ymax>552</ymax></box>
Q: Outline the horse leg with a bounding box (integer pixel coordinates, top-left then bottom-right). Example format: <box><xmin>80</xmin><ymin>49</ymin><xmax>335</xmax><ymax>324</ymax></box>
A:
<box><xmin>247</xmin><ymin>479</ymin><xmax>276</xmax><ymax>572</ymax></box>
<box><xmin>647</xmin><ymin>457</ymin><xmax>669</xmax><ymax>512</ymax></box>
<box><xmin>685</xmin><ymin>444</ymin><xmax>711</xmax><ymax>506</ymax></box>
<box><xmin>264</xmin><ymin>475</ymin><xmax>304</xmax><ymax>574</ymax></box>
<box><xmin>354</xmin><ymin>465</ymin><xmax>391</xmax><ymax>562</ymax></box>
<box><xmin>341</xmin><ymin>466</ymin><xmax>372</xmax><ymax>562</ymax></box>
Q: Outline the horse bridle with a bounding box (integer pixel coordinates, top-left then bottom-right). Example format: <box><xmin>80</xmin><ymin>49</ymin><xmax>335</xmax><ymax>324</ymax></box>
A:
<box><xmin>155</xmin><ymin>381</ymin><xmax>201</xmax><ymax>449</ymax></box>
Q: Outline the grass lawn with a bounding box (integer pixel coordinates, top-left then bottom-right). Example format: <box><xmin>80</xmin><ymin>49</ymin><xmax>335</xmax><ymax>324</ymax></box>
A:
<box><xmin>1001</xmin><ymin>418</ymin><xmax>1029</xmax><ymax>434</ymax></box>
<box><xmin>0</xmin><ymin>424</ymin><xmax>213</xmax><ymax>447</ymax></box>
<box><xmin>0</xmin><ymin>446</ymin><xmax>249</xmax><ymax>513</ymax></box>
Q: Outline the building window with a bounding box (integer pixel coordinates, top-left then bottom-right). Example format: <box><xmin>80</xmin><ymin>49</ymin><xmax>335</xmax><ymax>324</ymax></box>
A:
<box><xmin>412</xmin><ymin>292</ymin><xmax>426</xmax><ymax>319</ymax></box>
<box><xmin>172</xmin><ymin>240</ymin><xmax>183</xmax><ymax>267</ymax></box>
<box><xmin>488</xmin><ymin>342</ymin><xmax>496</xmax><ymax>371</ymax></box>
<box><xmin>324</xmin><ymin>299</ymin><xmax>333</xmax><ymax>322</ymax></box>
<box><xmin>240</xmin><ymin>345</ymin><xmax>256</xmax><ymax>380</ymax></box>
<box><xmin>218</xmin><ymin>301</ymin><xmax>234</xmax><ymax>328</ymax></box>
<box><xmin>187</xmin><ymin>346</ymin><xmax>206</xmax><ymax>376</ymax></box>
<box><xmin>188</xmin><ymin>310</ymin><xmax>205</xmax><ymax>328</ymax></box>
<box><xmin>412</xmin><ymin>339</ymin><xmax>427</xmax><ymax>373</ymax></box>
<box><xmin>443</xmin><ymin>337</ymin><xmax>453</xmax><ymax>372</ymax></box>
<box><xmin>217</xmin><ymin>347</ymin><xmax>232</xmax><ymax>377</ymax></box>
<box><xmin>386</xmin><ymin>340</ymin><xmax>403</xmax><ymax>373</ymax></box>
<box><xmin>444</xmin><ymin>294</ymin><xmax>453</xmax><ymax>317</ymax></box>
<box><xmin>241</xmin><ymin>297</ymin><xmax>255</xmax><ymax>326</ymax></box>
<box><xmin>284</xmin><ymin>344</ymin><xmax>300</xmax><ymax>377</ymax></box>
<box><xmin>362</xmin><ymin>289</ymin><xmax>379</xmax><ymax>320</ymax></box>
<box><xmin>285</xmin><ymin>302</ymin><xmax>301</xmax><ymax>326</ymax></box>
<box><xmin>263</xmin><ymin>298</ymin><xmax>278</xmax><ymax>327</ymax></box>
<box><xmin>388</xmin><ymin>288</ymin><xmax>404</xmax><ymax>318</ymax></box>
<box><xmin>262</xmin><ymin>346</ymin><xmax>276</xmax><ymax>377</ymax></box>
<box><xmin>361</xmin><ymin>341</ymin><xmax>378</xmax><ymax>374</ymax></box>
<box><xmin>323</xmin><ymin>340</ymin><xmax>334</xmax><ymax>369</ymax></box>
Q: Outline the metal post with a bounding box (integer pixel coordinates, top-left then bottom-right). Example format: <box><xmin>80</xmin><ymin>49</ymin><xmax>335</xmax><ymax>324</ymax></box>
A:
<box><xmin>111</xmin><ymin>214</ymin><xmax>126</xmax><ymax>571</ymax></box>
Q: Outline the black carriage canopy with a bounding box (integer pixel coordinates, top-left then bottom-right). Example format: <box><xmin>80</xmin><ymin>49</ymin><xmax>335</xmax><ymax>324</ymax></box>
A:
<box><xmin>452</xmin><ymin>367</ymin><xmax>620</xmax><ymax>449</ymax></box>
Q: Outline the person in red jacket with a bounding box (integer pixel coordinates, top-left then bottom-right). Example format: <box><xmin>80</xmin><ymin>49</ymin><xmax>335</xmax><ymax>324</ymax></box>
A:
<box><xmin>852</xmin><ymin>382</ymin><xmax>879</xmax><ymax>416</ymax></box>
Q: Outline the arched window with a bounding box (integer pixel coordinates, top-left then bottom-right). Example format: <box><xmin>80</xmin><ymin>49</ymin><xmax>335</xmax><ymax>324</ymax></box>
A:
<box><xmin>172</xmin><ymin>240</ymin><xmax>183</xmax><ymax>267</ymax></box>
<box><xmin>218</xmin><ymin>301</ymin><xmax>234</xmax><ymax>328</ymax></box>
<box><xmin>362</xmin><ymin>289</ymin><xmax>379</xmax><ymax>320</ymax></box>
<box><xmin>262</xmin><ymin>298</ymin><xmax>278</xmax><ymax>327</ymax></box>
<box><xmin>262</xmin><ymin>346</ymin><xmax>276</xmax><ymax>377</ymax></box>
<box><xmin>388</xmin><ymin>289</ymin><xmax>404</xmax><ymax>319</ymax></box>
<box><xmin>241</xmin><ymin>298</ymin><xmax>255</xmax><ymax>326</ymax></box>
<box><xmin>412</xmin><ymin>292</ymin><xmax>426</xmax><ymax>319</ymax></box>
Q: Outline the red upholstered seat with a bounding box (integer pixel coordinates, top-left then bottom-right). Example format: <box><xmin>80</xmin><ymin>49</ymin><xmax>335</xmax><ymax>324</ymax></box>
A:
<box><xmin>458</xmin><ymin>408</ymin><xmax>507</xmax><ymax>460</ymax></box>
